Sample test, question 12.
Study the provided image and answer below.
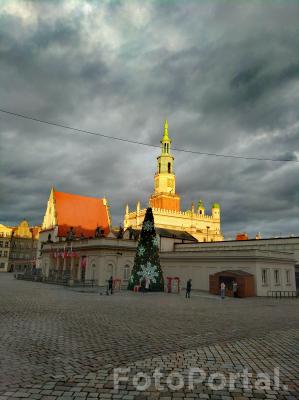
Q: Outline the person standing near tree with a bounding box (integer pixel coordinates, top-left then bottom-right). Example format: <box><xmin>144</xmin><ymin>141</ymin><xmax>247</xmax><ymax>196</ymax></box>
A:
<box><xmin>186</xmin><ymin>279</ymin><xmax>192</xmax><ymax>298</ymax></box>
<box><xmin>108</xmin><ymin>276</ymin><xmax>113</xmax><ymax>295</ymax></box>
<box><xmin>140</xmin><ymin>278</ymin><xmax>145</xmax><ymax>294</ymax></box>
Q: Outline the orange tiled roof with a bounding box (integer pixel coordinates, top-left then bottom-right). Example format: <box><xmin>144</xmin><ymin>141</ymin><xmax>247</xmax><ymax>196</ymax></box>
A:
<box><xmin>54</xmin><ymin>191</ymin><xmax>110</xmax><ymax>238</ymax></box>
<box><xmin>236</xmin><ymin>233</ymin><xmax>249</xmax><ymax>241</ymax></box>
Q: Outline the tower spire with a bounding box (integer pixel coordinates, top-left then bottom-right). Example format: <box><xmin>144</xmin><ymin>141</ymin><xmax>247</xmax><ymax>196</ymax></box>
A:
<box><xmin>164</xmin><ymin>119</ymin><xmax>168</xmax><ymax>138</ymax></box>
<box><xmin>162</xmin><ymin>119</ymin><xmax>171</xmax><ymax>143</ymax></box>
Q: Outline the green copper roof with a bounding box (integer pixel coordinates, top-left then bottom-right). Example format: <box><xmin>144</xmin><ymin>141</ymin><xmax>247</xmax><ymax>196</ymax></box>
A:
<box><xmin>212</xmin><ymin>203</ymin><xmax>220</xmax><ymax>209</ymax></box>
<box><xmin>197</xmin><ymin>199</ymin><xmax>204</xmax><ymax>208</ymax></box>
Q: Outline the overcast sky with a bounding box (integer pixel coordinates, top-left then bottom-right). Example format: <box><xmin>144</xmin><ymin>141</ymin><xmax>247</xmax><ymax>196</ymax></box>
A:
<box><xmin>1</xmin><ymin>0</ymin><xmax>299</xmax><ymax>238</ymax></box>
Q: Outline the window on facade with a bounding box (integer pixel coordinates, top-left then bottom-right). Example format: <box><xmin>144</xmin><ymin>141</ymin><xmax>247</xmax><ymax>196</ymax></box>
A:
<box><xmin>274</xmin><ymin>269</ymin><xmax>280</xmax><ymax>285</ymax></box>
<box><xmin>262</xmin><ymin>269</ymin><xmax>268</xmax><ymax>286</ymax></box>
<box><xmin>168</xmin><ymin>162</ymin><xmax>171</xmax><ymax>173</ymax></box>
<box><xmin>0</xmin><ymin>263</ymin><xmax>4</xmax><ymax>268</ymax></box>
<box><xmin>5</xmin><ymin>242</ymin><xmax>8</xmax><ymax>247</ymax></box>
<box><xmin>0</xmin><ymin>241</ymin><xmax>3</xmax><ymax>247</ymax></box>
<box><xmin>123</xmin><ymin>265</ymin><xmax>130</xmax><ymax>281</ymax></box>
<box><xmin>286</xmin><ymin>270</ymin><xmax>290</xmax><ymax>284</ymax></box>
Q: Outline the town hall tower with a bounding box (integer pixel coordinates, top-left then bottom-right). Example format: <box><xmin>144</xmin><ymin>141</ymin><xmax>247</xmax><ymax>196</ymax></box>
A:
<box><xmin>124</xmin><ymin>121</ymin><xmax>223</xmax><ymax>242</ymax></box>
<box><xmin>150</xmin><ymin>120</ymin><xmax>180</xmax><ymax>212</ymax></box>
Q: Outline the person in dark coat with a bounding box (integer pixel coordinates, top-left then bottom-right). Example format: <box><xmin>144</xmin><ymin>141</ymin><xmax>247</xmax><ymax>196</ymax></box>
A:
<box><xmin>186</xmin><ymin>279</ymin><xmax>192</xmax><ymax>298</ymax></box>
<box><xmin>108</xmin><ymin>276</ymin><xmax>113</xmax><ymax>295</ymax></box>
<box><xmin>140</xmin><ymin>278</ymin><xmax>146</xmax><ymax>294</ymax></box>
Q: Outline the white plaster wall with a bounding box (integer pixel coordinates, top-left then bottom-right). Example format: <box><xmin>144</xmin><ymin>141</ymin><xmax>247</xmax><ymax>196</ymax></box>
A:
<box><xmin>160</xmin><ymin>255</ymin><xmax>295</xmax><ymax>296</ymax></box>
<box><xmin>256</xmin><ymin>263</ymin><xmax>296</xmax><ymax>296</ymax></box>
<box><xmin>90</xmin><ymin>253</ymin><xmax>134</xmax><ymax>287</ymax></box>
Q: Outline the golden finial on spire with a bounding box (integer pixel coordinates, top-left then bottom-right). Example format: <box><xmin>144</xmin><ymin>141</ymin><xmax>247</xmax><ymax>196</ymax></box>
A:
<box><xmin>164</xmin><ymin>119</ymin><xmax>168</xmax><ymax>134</ymax></box>
<box><xmin>162</xmin><ymin>119</ymin><xmax>171</xmax><ymax>143</ymax></box>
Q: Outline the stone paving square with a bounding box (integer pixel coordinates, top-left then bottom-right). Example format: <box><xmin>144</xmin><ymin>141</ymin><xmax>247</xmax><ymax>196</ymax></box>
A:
<box><xmin>0</xmin><ymin>274</ymin><xmax>298</xmax><ymax>399</ymax></box>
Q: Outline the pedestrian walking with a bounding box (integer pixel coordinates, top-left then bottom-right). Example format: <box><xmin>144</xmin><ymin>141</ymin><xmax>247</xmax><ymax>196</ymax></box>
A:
<box><xmin>186</xmin><ymin>279</ymin><xmax>192</xmax><ymax>298</ymax></box>
<box><xmin>232</xmin><ymin>281</ymin><xmax>238</xmax><ymax>298</ymax></box>
<box><xmin>220</xmin><ymin>281</ymin><xmax>226</xmax><ymax>299</ymax></box>
<box><xmin>108</xmin><ymin>276</ymin><xmax>113</xmax><ymax>295</ymax></box>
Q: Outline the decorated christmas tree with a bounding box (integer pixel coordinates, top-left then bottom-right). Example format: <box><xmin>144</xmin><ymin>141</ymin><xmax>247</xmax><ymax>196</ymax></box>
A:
<box><xmin>128</xmin><ymin>207</ymin><xmax>164</xmax><ymax>291</ymax></box>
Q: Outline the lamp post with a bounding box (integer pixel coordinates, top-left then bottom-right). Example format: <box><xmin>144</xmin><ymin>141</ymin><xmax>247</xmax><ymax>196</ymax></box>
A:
<box><xmin>92</xmin><ymin>264</ymin><xmax>95</xmax><ymax>287</ymax></box>
<box><xmin>116</xmin><ymin>251</ymin><xmax>122</xmax><ymax>277</ymax></box>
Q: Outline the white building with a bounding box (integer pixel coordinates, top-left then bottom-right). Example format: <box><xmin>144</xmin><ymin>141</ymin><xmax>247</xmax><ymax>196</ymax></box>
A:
<box><xmin>39</xmin><ymin>232</ymin><xmax>297</xmax><ymax>297</ymax></box>
<box><xmin>179</xmin><ymin>237</ymin><xmax>299</xmax><ymax>290</ymax></box>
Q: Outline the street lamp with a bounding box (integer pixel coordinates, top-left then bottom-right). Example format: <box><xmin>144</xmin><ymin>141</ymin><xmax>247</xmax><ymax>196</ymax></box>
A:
<box><xmin>92</xmin><ymin>264</ymin><xmax>95</xmax><ymax>288</ymax></box>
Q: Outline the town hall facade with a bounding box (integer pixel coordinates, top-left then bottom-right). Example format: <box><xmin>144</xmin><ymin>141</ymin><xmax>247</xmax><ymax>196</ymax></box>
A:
<box><xmin>124</xmin><ymin>120</ymin><xmax>223</xmax><ymax>242</ymax></box>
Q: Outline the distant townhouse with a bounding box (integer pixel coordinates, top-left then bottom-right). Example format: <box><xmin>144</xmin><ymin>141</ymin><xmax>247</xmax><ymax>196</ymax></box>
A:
<box><xmin>9</xmin><ymin>220</ymin><xmax>40</xmax><ymax>273</ymax></box>
<box><xmin>0</xmin><ymin>224</ymin><xmax>13</xmax><ymax>272</ymax></box>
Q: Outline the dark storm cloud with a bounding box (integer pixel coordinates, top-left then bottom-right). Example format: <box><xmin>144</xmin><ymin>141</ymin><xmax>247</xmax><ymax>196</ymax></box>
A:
<box><xmin>1</xmin><ymin>0</ymin><xmax>299</xmax><ymax>238</ymax></box>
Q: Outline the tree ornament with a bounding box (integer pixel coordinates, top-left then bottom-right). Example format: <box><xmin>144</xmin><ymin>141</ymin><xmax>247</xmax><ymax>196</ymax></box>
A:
<box><xmin>143</xmin><ymin>221</ymin><xmax>153</xmax><ymax>231</ymax></box>
<box><xmin>138</xmin><ymin>245</ymin><xmax>145</xmax><ymax>256</ymax></box>
<box><xmin>152</xmin><ymin>236</ymin><xmax>159</xmax><ymax>247</ymax></box>
<box><xmin>138</xmin><ymin>262</ymin><xmax>159</xmax><ymax>283</ymax></box>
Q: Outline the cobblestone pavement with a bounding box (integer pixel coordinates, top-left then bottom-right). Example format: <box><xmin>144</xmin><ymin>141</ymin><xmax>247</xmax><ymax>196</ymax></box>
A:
<box><xmin>0</xmin><ymin>274</ymin><xmax>298</xmax><ymax>399</ymax></box>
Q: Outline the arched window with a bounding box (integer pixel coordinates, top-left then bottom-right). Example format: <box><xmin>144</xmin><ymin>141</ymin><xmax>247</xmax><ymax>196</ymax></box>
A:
<box><xmin>164</xmin><ymin>143</ymin><xmax>167</xmax><ymax>153</ymax></box>
<box><xmin>168</xmin><ymin>162</ymin><xmax>171</xmax><ymax>173</ymax></box>
<box><xmin>106</xmin><ymin>263</ymin><xmax>114</xmax><ymax>280</ymax></box>
<box><xmin>123</xmin><ymin>265</ymin><xmax>130</xmax><ymax>281</ymax></box>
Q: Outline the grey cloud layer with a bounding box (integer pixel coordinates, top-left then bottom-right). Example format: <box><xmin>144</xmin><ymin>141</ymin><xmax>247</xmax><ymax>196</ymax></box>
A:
<box><xmin>1</xmin><ymin>0</ymin><xmax>299</xmax><ymax>238</ymax></box>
